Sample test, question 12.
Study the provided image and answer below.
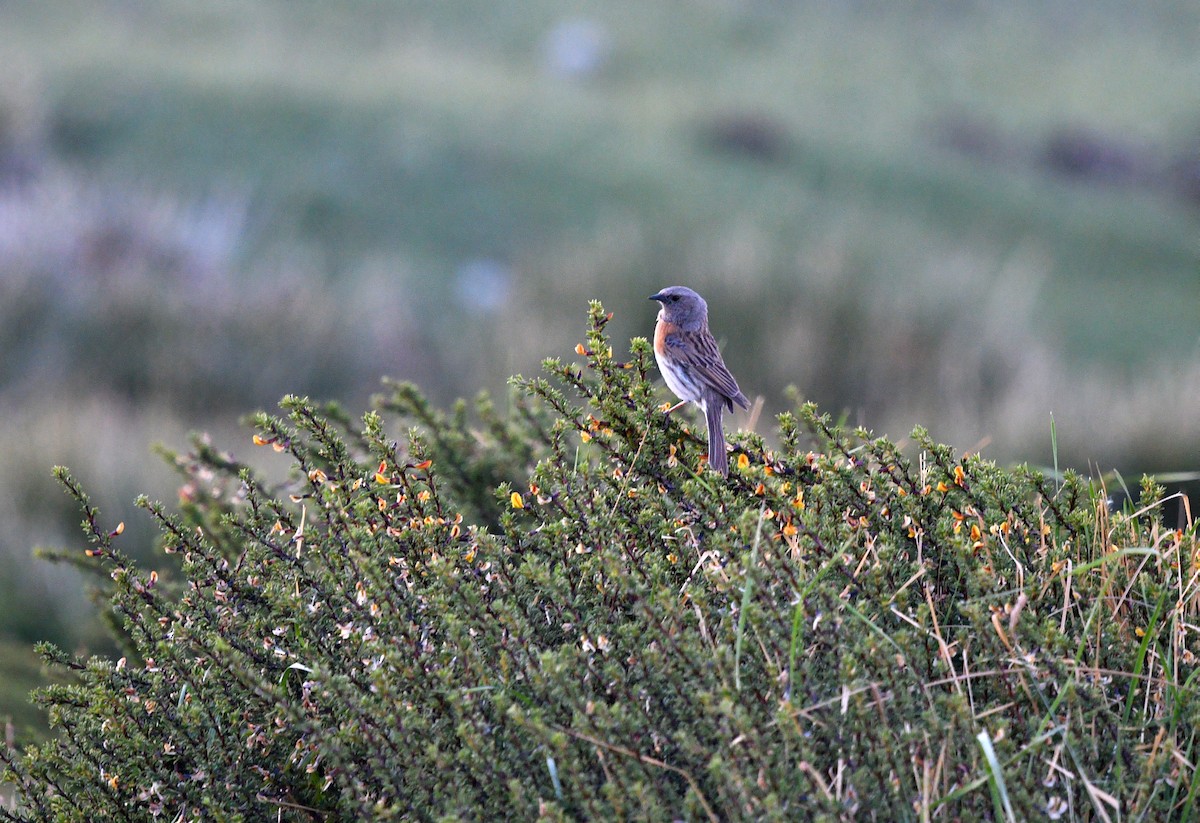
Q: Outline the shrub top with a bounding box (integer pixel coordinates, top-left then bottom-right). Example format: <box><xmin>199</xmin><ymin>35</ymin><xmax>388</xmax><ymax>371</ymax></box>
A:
<box><xmin>2</xmin><ymin>301</ymin><xmax>1197</xmax><ymax>821</ymax></box>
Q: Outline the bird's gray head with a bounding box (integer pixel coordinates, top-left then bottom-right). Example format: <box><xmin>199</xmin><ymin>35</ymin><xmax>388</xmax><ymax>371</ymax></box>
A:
<box><xmin>649</xmin><ymin>286</ymin><xmax>708</xmax><ymax>331</ymax></box>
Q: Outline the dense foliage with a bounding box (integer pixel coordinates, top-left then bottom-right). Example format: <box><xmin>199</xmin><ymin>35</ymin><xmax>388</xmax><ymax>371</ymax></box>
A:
<box><xmin>2</xmin><ymin>303</ymin><xmax>1197</xmax><ymax>820</ymax></box>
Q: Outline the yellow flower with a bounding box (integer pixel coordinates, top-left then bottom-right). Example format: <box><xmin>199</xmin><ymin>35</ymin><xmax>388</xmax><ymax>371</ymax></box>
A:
<box><xmin>510</xmin><ymin>492</ymin><xmax>525</xmax><ymax>509</ymax></box>
<box><xmin>253</xmin><ymin>434</ymin><xmax>283</xmax><ymax>450</ymax></box>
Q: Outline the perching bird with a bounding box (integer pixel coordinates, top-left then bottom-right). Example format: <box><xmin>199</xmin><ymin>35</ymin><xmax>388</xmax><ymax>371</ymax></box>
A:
<box><xmin>649</xmin><ymin>286</ymin><xmax>749</xmax><ymax>476</ymax></box>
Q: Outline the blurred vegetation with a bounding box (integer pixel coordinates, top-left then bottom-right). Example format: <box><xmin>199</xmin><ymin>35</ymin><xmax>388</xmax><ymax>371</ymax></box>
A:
<box><xmin>2</xmin><ymin>305</ymin><xmax>1197</xmax><ymax>819</ymax></box>
<box><xmin>1</xmin><ymin>1</ymin><xmax>1200</xmax><ymax>730</ymax></box>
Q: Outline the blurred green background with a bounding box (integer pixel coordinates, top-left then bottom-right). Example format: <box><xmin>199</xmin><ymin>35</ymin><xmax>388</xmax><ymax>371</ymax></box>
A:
<box><xmin>2</xmin><ymin>1</ymin><xmax>1199</xmax><ymax>732</ymax></box>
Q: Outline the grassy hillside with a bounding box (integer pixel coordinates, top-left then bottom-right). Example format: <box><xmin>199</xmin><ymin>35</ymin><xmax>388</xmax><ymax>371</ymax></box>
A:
<box><xmin>0</xmin><ymin>1</ymin><xmax>1199</xmax><ymax>728</ymax></box>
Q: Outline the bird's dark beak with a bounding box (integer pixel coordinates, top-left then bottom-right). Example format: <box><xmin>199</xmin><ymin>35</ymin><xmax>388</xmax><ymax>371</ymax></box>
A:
<box><xmin>649</xmin><ymin>291</ymin><xmax>665</xmax><ymax>303</ymax></box>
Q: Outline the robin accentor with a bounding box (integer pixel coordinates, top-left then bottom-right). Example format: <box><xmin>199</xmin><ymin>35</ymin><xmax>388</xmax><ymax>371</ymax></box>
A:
<box><xmin>650</xmin><ymin>286</ymin><xmax>749</xmax><ymax>476</ymax></box>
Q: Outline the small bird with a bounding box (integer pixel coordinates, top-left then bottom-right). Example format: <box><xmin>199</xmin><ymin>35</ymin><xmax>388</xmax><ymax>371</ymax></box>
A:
<box><xmin>650</xmin><ymin>286</ymin><xmax>750</xmax><ymax>476</ymax></box>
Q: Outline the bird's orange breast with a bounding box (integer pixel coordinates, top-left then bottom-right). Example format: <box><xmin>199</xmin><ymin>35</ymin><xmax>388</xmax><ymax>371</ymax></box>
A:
<box><xmin>653</xmin><ymin>318</ymin><xmax>677</xmax><ymax>357</ymax></box>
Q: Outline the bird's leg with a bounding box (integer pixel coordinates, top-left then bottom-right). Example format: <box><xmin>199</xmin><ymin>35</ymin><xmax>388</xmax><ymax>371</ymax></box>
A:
<box><xmin>663</xmin><ymin>400</ymin><xmax>688</xmax><ymax>415</ymax></box>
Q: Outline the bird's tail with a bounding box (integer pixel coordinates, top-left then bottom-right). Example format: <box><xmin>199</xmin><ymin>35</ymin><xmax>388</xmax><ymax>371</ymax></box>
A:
<box><xmin>705</xmin><ymin>400</ymin><xmax>728</xmax><ymax>477</ymax></box>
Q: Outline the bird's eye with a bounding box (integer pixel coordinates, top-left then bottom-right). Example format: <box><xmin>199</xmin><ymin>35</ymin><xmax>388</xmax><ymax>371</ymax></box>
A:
<box><xmin>670</xmin><ymin>295</ymin><xmax>679</xmax><ymax>302</ymax></box>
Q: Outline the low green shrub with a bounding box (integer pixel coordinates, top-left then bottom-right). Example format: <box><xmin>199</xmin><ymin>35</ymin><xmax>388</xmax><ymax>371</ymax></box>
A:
<box><xmin>2</xmin><ymin>302</ymin><xmax>1197</xmax><ymax>820</ymax></box>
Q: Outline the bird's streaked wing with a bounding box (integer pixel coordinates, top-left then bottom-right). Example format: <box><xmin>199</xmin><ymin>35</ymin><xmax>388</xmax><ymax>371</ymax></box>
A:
<box><xmin>663</xmin><ymin>328</ymin><xmax>746</xmax><ymax>407</ymax></box>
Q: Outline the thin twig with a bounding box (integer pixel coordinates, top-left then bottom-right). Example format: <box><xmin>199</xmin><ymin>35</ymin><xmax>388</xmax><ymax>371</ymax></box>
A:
<box><xmin>554</xmin><ymin>726</ymin><xmax>720</xmax><ymax>823</ymax></box>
